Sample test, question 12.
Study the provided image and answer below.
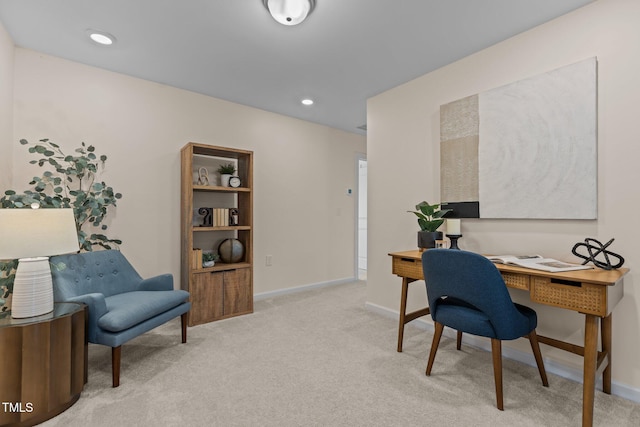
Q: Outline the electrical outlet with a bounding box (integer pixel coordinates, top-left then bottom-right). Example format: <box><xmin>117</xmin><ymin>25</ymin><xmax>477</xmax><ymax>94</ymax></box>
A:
<box><xmin>266</xmin><ymin>255</ymin><xmax>272</xmax><ymax>266</ymax></box>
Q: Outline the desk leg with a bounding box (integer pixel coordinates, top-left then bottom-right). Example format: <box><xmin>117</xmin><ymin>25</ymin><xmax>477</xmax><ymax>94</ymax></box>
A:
<box><xmin>583</xmin><ymin>314</ymin><xmax>599</xmax><ymax>427</ymax></box>
<box><xmin>397</xmin><ymin>277</ymin><xmax>410</xmax><ymax>352</ymax></box>
<box><xmin>396</xmin><ymin>276</ymin><xmax>430</xmax><ymax>352</ymax></box>
<box><xmin>601</xmin><ymin>313</ymin><xmax>612</xmax><ymax>394</ymax></box>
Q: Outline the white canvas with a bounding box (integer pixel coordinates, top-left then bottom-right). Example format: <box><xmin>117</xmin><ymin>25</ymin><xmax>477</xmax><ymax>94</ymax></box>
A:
<box><xmin>477</xmin><ymin>58</ymin><xmax>597</xmax><ymax>219</ymax></box>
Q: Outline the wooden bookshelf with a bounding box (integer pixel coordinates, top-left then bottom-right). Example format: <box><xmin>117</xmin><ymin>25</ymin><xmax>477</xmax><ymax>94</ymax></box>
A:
<box><xmin>180</xmin><ymin>142</ymin><xmax>253</xmax><ymax>326</ymax></box>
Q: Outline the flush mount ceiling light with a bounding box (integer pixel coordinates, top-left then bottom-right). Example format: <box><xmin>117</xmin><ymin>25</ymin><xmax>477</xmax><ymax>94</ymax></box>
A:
<box><xmin>86</xmin><ymin>29</ymin><xmax>116</xmax><ymax>46</ymax></box>
<box><xmin>301</xmin><ymin>98</ymin><xmax>314</xmax><ymax>106</ymax></box>
<box><xmin>263</xmin><ymin>0</ymin><xmax>316</xmax><ymax>26</ymax></box>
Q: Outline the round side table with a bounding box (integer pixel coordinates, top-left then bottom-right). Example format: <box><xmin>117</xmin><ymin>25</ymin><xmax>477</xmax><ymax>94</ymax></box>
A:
<box><xmin>0</xmin><ymin>302</ymin><xmax>87</xmax><ymax>427</ymax></box>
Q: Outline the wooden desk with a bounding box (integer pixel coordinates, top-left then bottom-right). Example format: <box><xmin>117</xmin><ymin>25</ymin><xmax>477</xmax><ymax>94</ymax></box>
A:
<box><xmin>389</xmin><ymin>250</ymin><xmax>629</xmax><ymax>427</ymax></box>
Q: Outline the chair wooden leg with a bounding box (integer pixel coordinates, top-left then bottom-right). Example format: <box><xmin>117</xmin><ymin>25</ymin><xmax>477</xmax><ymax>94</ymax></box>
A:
<box><xmin>491</xmin><ymin>338</ymin><xmax>504</xmax><ymax>411</ymax></box>
<box><xmin>426</xmin><ymin>322</ymin><xmax>444</xmax><ymax>376</ymax></box>
<box><xmin>181</xmin><ymin>312</ymin><xmax>188</xmax><ymax>344</ymax></box>
<box><xmin>528</xmin><ymin>330</ymin><xmax>549</xmax><ymax>387</ymax></box>
<box><xmin>456</xmin><ymin>330</ymin><xmax>463</xmax><ymax>350</ymax></box>
<box><xmin>112</xmin><ymin>346</ymin><xmax>121</xmax><ymax>388</ymax></box>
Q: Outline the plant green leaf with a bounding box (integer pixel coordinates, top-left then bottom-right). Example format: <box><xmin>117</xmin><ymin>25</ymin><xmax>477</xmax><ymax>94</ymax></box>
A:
<box><xmin>409</xmin><ymin>200</ymin><xmax>448</xmax><ymax>232</ymax></box>
<box><xmin>1</xmin><ymin>137</ymin><xmax>123</xmax><ymax>278</ymax></box>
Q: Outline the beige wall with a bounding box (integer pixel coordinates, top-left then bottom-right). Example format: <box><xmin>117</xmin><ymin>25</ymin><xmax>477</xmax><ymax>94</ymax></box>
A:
<box><xmin>9</xmin><ymin>48</ymin><xmax>365</xmax><ymax>295</ymax></box>
<box><xmin>0</xmin><ymin>21</ymin><xmax>13</xmax><ymax>187</ymax></box>
<box><xmin>367</xmin><ymin>0</ymin><xmax>640</xmax><ymax>396</ymax></box>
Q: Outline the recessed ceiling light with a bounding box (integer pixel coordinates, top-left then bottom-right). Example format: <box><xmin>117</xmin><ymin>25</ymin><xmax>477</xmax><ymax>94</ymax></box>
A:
<box><xmin>301</xmin><ymin>99</ymin><xmax>314</xmax><ymax>106</ymax></box>
<box><xmin>87</xmin><ymin>30</ymin><xmax>116</xmax><ymax>46</ymax></box>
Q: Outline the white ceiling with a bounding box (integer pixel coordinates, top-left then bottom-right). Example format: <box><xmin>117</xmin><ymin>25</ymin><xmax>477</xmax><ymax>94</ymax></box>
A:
<box><xmin>0</xmin><ymin>0</ymin><xmax>594</xmax><ymax>135</ymax></box>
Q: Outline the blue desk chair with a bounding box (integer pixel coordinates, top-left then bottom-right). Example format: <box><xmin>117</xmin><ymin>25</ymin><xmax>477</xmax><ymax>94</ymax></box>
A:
<box><xmin>421</xmin><ymin>249</ymin><xmax>548</xmax><ymax>410</ymax></box>
<box><xmin>51</xmin><ymin>250</ymin><xmax>191</xmax><ymax>387</ymax></box>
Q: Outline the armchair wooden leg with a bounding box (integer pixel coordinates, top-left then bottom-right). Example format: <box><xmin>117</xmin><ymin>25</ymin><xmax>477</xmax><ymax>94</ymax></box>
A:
<box><xmin>491</xmin><ymin>338</ymin><xmax>504</xmax><ymax>411</ymax></box>
<box><xmin>112</xmin><ymin>346</ymin><xmax>121</xmax><ymax>388</ymax></box>
<box><xmin>456</xmin><ymin>330</ymin><xmax>463</xmax><ymax>350</ymax></box>
<box><xmin>426</xmin><ymin>322</ymin><xmax>444</xmax><ymax>376</ymax></box>
<box><xmin>181</xmin><ymin>312</ymin><xmax>188</xmax><ymax>344</ymax></box>
<box><xmin>528</xmin><ymin>330</ymin><xmax>549</xmax><ymax>387</ymax></box>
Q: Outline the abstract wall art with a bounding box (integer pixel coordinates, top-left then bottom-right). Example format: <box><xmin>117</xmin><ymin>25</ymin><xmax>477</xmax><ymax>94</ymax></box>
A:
<box><xmin>440</xmin><ymin>57</ymin><xmax>597</xmax><ymax>219</ymax></box>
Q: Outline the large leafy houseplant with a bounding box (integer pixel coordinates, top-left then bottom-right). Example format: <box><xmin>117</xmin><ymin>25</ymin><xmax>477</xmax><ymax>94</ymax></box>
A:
<box><xmin>0</xmin><ymin>138</ymin><xmax>123</xmax><ymax>312</ymax></box>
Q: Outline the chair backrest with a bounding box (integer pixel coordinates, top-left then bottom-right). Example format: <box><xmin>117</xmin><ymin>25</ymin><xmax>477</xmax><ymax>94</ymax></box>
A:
<box><xmin>421</xmin><ymin>249</ymin><xmax>529</xmax><ymax>339</ymax></box>
<box><xmin>51</xmin><ymin>250</ymin><xmax>143</xmax><ymax>300</ymax></box>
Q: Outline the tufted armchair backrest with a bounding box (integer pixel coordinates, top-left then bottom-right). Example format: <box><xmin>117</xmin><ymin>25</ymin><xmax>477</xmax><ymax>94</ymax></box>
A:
<box><xmin>51</xmin><ymin>250</ymin><xmax>143</xmax><ymax>300</ymax></box>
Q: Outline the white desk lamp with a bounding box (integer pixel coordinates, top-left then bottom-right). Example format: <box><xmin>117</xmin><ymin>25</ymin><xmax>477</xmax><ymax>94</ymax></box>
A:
<box><xmin>0</xmin><ymin>206</ymin><xmax>79</xmax><ymax>318</ymax></box>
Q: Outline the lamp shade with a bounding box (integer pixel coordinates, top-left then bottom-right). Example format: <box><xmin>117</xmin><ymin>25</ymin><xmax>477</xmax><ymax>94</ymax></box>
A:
<box><xmin>1</xmin><ymin>207</ymin><xmax>79</xmax><ymax>318</ymax></box>
<box><xmin>0</xmin><ymin>208</ymin><xmax>79</xmax><ymax>260</ymax></box>
<box><xmin>263</xmin><ymin>0</ymin><xmax>315</xmax><ymax>26</ymax></box>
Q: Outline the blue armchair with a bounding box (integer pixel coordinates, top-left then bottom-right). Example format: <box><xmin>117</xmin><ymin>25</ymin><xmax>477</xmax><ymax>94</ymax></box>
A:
<box><xmin>421</xmin><ymin>249</ymin><xmax>548</xmax><ymax>410</ymax></box>
<box><xmin>50</xmin><ymin>250</ymin><xmax>191</xmax><ymax>387</ymax></box>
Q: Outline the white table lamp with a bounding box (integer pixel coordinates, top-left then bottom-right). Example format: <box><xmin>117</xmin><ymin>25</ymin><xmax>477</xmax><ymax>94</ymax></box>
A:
<box><xmin>0</xmin><ymin>207</ymin><xmax>79</xmax><ymax>318</ymax></box>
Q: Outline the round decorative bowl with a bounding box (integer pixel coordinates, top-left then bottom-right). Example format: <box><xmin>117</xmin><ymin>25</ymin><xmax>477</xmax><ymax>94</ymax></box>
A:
<box><xmin>218</xmin><ymin>238</ymin><xmax>244</xmax><ymax>263</ymax></box>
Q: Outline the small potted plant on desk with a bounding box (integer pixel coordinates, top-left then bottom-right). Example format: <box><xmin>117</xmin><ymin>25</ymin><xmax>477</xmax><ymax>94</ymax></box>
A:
<box><xmin>408</xmin><ymin>201</ymin><xmax>451</xmax><ymax>250</ymax></box>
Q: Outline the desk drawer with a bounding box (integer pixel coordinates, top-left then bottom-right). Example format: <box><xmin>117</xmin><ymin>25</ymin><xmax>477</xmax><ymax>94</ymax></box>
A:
<box><xmin>531</xmin><ymin>277</ymin><xmax>606</xmax><ymax>316</ymax></box>
<box><xmin>392</xmin><ymin>256</ymin><xmax>424</xmax><ymax>280</ymax></box>
<box><xmin>502</xmin><ymin>272</ymin><xmax>529</xmax><ymax>290</ymax></box>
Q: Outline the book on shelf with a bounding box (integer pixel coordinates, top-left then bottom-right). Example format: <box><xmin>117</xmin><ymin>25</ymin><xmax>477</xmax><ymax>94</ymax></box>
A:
<box><xmin>192</xmin><ymin>248</ymin><xmax>203</xmax><ymax>269</ymax></box>
<box><xmin>213</xmin><ymin>208</ymin><xmax>226</xmax><ymax>226</ymax></box>
<box><xmin>213</xmin><ymin>208</ymin><xmax>236</xmax><ymax>226</ymax></box>
<box><xmin>486</xmin><ymin>254</ymin><xmax>592</xmax><ymax>273</ymax></box>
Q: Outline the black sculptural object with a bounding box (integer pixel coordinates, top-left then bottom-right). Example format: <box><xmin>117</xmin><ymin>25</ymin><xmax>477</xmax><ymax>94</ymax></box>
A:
<box><xmin>571</xmin><ymin>237</ymin><xmax>624</xmax><ymax>270</ymax></box>
<box><xmin>199</xmin><ymin>207</ymin><xmax>213</xmax><ymax>227</ymax></box>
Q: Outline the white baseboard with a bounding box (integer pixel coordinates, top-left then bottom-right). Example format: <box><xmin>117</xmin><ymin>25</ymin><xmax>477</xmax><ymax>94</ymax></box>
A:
<box><xmin>364</xmin><ymin>302</ymin><xmax>640</xmax><ymax>404</ymax></box>
<box><xmin>254</xmin><ymin>277</ymin><xmax>356</xmax><ymax>301</ymax></box>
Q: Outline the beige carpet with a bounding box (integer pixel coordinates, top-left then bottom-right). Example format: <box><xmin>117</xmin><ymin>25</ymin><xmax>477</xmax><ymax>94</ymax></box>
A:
<box><xmin>41</xmin><ymin>280</ymin><xmax>640</xmax><ymax>426</ymax></box>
